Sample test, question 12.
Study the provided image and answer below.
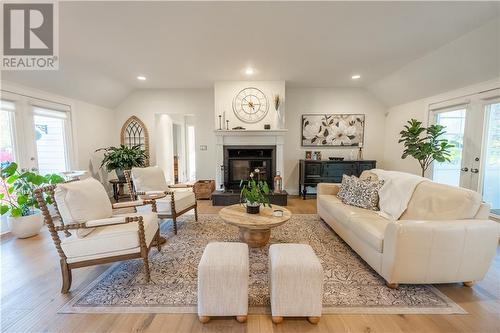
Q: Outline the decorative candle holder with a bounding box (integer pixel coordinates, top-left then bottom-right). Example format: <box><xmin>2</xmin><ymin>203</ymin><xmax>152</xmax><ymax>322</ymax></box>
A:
<box><xmin>226</xmin><ymin>120</ymin><xmax>229</xmax><ymax>130</ymax></box>
<box><xmin>218</xmin><ymin>115</ymin><xmax>222</xmax><ymax>130</ymax></box>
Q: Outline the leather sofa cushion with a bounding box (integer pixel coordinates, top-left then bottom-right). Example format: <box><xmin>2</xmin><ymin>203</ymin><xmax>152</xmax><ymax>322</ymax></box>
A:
<box><xmin>349</xmin><ymin>215</ymin><xmax>389</xmax><ymax>252</ymax></box>
<box><xmin>131</xmin><ymin>166</ymin><xmax>170</xmax><ymax>192</ymax></box>
<box><xmin>318</xmin><ymin>195</ymin><xmax>378</xmax><ymax>228</ymax></box>
<box><xmin>401</xmin><ymin>181</ymin><xmax>482</xmax><ymax>220</ymax></box>
<box><xmin>61</xmin><ymin>212</ymin><xmax>158</xmax><ymax>262</ymax></box>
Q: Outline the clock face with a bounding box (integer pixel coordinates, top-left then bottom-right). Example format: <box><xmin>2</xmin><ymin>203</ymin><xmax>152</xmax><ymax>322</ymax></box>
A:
<box><xmin>232</xmin><ymin>87</ymin><xmax>269</xmax><ymax>123</ymax></box>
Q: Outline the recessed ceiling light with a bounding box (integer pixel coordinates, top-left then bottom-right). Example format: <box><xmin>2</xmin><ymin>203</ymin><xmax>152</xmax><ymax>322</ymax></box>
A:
<box><xmin>351</xmin><ymin>74</ymin><xmax>361</xmax><ymax>80</ymax></box>
<box><xmin>245</xmin><ymin>68</ymin><xmax>254</xmax><ymax>75</ymax></box>
<box><xmin>137</xmin><ymin>75</ymin><xmax>146</xmax><ymax>81</ymax></box>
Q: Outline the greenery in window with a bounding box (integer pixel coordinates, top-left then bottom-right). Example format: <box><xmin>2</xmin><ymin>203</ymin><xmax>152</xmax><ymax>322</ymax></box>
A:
<box><xmin>399</xmin><ymin>119</ymin><xmax>454</xmax><ymax>177</ymax></box>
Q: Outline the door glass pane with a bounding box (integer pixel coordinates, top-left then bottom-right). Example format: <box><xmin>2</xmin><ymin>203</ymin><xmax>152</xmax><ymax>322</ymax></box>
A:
<box><xmin>432</xmin><ymin>109</ymin><xmax>466</xmax><ymax>186</ymax></box>
<box><xmin>482</xmin><ymin>103</ymin><xmax>500</xmax><ymax>216</ymax></box>
<box><xmin>33</xmin><ymin>108</ymin><xmax>69</xmax><ymax>175</ymax></box>
<box><xmin>0</xmin><ymin>100</ymin><xmax>16</xmax><ymax>168</ymax></box>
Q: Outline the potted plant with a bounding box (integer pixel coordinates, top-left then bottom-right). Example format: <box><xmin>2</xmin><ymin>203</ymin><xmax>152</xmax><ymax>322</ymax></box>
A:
<box><xmin>240</xmin><ymin>169</ymin><xmax>271</xmax><ymax>214</ymax></box>
<box><xmin>0</xmin><ymin>162</ymin><xmax>64</xmax><ymax>238</ymax></box>
<box><xmin>399</xmin><ymin>119</ymin><xmax>454</xmax><ymax>177</ymax></box>
<box><xmin>96</xmin><ymin>144</ymin><xmax>147</xmax><ymax>181</ymax></box>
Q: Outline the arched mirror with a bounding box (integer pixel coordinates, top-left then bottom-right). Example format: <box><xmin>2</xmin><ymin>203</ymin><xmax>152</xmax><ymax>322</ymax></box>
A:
<box><xmin>120</xmin><ymin>116</ymin><xmax>149</xmax><ymax>165</ymax></box>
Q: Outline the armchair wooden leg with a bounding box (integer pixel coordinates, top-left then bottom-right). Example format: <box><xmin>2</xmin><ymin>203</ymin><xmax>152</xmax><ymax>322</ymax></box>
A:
<box><xmin>60</xmin><ymin>260</ymin><xmax>72</xmax><ymax>294</ymax></box>
<box><xmin>463</xmin><ymin>281</ymin><xmax>474</xmax><ymax>287</ymax></box>
<box><xmin>143</xmin><ymin>255</ymin><xmax>151</xmax><ymax>282</ymax></box>
<box><xmin>156</xmin><ymin>230</ymin><xmax>161</xmax><ymax>252</ymax></box>
<box><xmin>194</xmin><ymin>205</ymin><xmax>198</xmax><ymax>222</ymax></box>
<box><xmin>172</xmin><ymin>215</ymin><xmax>178</xmax><ymax>235</ymax></box>
<box><xmin>137</xmin><ymin>217</ymin><xmax>151</xmax><ymax>282</ymax></box>
<box><xmin>198</xmin><ymin>316</ymin><xmax>210</xmax><ymax>323</ymax></box>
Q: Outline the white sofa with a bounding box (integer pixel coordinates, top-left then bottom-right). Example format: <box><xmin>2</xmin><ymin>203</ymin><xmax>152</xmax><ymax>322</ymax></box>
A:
<box><xmin>317</xmin><ymin>171</ymin><xmax>499</xmax><ymax>287</ymax></box>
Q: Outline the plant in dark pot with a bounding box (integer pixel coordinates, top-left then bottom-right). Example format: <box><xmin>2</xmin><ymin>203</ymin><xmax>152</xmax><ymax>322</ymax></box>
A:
<box><xmin>0</xmin><ymin>162</ymin><xmax>64</xmax><ymax>238</ymax></box>
<box><xmin>240</xmin><ymin>169</ymin><xmax>271</xmax><ymax>214</ymax></box>
<box><xmin>96</xmin><ymin>145</ymin><xmax>147</xmax><ymax>181</ymax></box>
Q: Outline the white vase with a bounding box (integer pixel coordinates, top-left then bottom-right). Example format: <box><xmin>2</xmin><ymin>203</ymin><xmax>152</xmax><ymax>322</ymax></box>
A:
<box><xmin>8</xmin><ymin>212</ymin><xmax>43</xmax><ymax>238</ymax></box>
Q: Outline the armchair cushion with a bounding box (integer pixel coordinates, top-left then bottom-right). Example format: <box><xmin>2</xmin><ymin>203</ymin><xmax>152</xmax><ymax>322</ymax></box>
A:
<box><xmin>137</xmin><ymin>191</ymin><xmax>196</xmax><ymax>215</ymax></box>
<box><xmin>131</xmin><ymin>166</ymin><xmax>169</xmax><ymax>192</ymax></box>
<box><xmin>55</xmin><ymin>177</ymin><xmax>112</xmax><ymax>224</ymax></box>
<box><xmin>61</xmin><ymin>212</ymin><xmax>159</xmax><ymax>263</ymax></box>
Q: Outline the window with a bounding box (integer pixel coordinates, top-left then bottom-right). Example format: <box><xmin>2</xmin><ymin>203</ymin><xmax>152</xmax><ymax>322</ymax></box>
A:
<box><xmin>33</xmin><ymin>107</ymin><xmax>70</xmax><ymax>175</ymax></box>
<box><xmin>482</xmin><ymin>102</ymin><xmax>500</xmax><ymax>216</ymax></box>
<box><xmin>432</xmin><ymin>108</ymin><xmax>466</xmax><ymax>186</ymax></box>
<box><xmin>0</xmin><ymin>100</ymin><xmax>16</xmax><ymax>168</ymax></box>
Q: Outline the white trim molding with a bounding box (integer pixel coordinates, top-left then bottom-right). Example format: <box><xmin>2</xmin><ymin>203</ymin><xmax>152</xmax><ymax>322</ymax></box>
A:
<box><xmin>214</xmin><ymin>130</ymin><xmax>288</xmax><ymax>190</ymax></box>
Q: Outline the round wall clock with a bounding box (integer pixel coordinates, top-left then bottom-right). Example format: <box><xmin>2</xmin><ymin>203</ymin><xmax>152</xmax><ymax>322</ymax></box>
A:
<box><xmin>232</xmin><ymin>87</ymin><xmax>269</xmax><ymax>123</ymax></box>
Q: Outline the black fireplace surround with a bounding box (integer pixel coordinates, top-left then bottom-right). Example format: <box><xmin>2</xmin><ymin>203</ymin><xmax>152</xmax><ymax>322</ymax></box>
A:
<box><xmin>223</xmin><ymin>145</ymin><xmax>276</xmax><ymax>190</ymax></box>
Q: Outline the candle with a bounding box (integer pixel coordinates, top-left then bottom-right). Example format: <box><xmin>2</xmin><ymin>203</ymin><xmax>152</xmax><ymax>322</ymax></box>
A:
<box><xmin>359</xmin><ymin>142</ymin><xmax>363</xmax><ymax>148</ymax></box>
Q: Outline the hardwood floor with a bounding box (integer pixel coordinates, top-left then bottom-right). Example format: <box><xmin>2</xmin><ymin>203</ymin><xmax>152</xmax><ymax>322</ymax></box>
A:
<box><xmin>2</xmin><ymin>196</ymin><xmax>499</xmax><ymax>333</ymax></box>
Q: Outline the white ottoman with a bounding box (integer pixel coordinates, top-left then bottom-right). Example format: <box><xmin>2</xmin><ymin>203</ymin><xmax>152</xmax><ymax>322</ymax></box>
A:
<box><xmin>269</xmin><ymin>243</ymin><xmax>323</xmax><ymax>324</ymax></box>
<box><xmin>197</xmin><ymin>242</ymin><xmax>249</xmax><ymax>323</ymax></box>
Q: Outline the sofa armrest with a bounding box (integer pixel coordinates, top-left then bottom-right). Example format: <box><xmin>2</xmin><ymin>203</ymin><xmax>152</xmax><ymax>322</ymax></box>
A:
<box><xmin>317</xmin><ymin>183</ymin><xmax>340</xmax><ymax>196</ymax></box>
<box><xmin>381</xmin><ymin>219</ymin><xmax>499</xmax><ymax>284</ymax></box>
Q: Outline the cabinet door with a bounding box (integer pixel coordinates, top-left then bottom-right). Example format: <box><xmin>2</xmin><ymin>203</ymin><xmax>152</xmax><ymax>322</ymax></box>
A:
<box><xmin>357</xmin><ymin>162</ymin><xmax>375</xmax><ymax>176</ymax></box>
<box><xmin>305</xmin><ymin>162</ymin><xmax>322</xmax><ymax>178</ymax></box>
<box><xmin>323</xmin><ymin>163</ymin><xmax>355</xmax><ymax>182</ymax></box>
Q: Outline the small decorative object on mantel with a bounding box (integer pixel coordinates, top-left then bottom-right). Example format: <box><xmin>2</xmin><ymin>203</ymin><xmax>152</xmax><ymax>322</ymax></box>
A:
<box><xmin>226</xmin><ymin>120</ymin><xmax>229</xmax><ymax>130</ymax></box>
<box><xmin>305</xmin><ymin>151</ymin><xmax>312</xmax><ymax>160</ymax></box>
<box><xmin>240</xmin><ymin>169</ymin><xmax>271</xmax><ymax>214</ymax></box>
<box><xmin>264</xmin><ymin>124</ymin><xmax>271</xmax><ymax>130</ymax></box>
<box><xmin>218</xmin><ymin>115</ymin><xmax>222</xmax><ymax>130</ymax></box>
<box><xmin>232</xmin><ymin>126</ymin><xmax>246</xmax><ymax>130</ymax></box>
<box><xmin>302</xmin><ymin>114</ymin><xmax>365</xmax><ymax>147</ymax></box>
<box><xmin>274</xmin><ymin>94</ymin><xmax>285</xmax><ymax>129</ymax></box>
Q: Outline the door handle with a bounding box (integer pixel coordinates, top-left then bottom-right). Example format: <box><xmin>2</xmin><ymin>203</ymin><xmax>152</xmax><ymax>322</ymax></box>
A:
<box><xmin>471</xmin><ymin>168</ymin><xmax>479</xmax><ymax>174</ymax></box>
<box><xmin>460</xmin><ymin>167</ymin><xmax>468</xmax><ymax>172</ymax></box>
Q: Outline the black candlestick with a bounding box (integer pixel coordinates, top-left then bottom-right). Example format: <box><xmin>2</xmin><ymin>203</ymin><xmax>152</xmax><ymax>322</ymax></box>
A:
<box><xmin>226</xmin><ymin>120</ymin><xmax>229</xmax><ymax>130</ymax></box>
<box><xmin>218</xmin><ymin>115</ymin><xmax>222</xmax><ymax>130</ymax></box>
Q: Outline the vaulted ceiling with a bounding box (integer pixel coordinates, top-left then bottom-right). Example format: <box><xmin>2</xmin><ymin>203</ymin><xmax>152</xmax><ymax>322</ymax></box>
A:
<box><xmin>2</xmin><ymin>1</ymin><xmax>499</xmax><ymax>108</ymax></box>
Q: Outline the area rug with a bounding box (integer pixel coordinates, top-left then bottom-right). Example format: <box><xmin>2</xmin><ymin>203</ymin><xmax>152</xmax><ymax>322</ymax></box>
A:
<box><xmin>60</xmin><ymin>214</ymin><xmax>465</xmax><ymax>314</ymax></box>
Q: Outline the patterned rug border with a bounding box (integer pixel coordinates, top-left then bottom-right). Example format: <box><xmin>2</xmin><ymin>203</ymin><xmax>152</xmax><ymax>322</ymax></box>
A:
<box><xmin>58</xmin><ymin>214</ymin><xmax>467</xmax><ymax>315</ymax></box>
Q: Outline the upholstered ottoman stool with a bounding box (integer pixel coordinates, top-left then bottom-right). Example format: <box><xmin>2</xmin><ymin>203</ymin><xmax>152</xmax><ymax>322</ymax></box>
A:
<box><xmin>269</xmin><ymin>243</ymin><xmax>323</xmax><ymax>324</ymax></box>
<box><xmin>197</xmin><ymin>242</ymin><xmax>249</xmax><ymax>323</ymax></box>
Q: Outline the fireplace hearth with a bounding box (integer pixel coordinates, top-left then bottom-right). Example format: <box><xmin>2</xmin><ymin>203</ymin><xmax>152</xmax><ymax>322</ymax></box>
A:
<box><xmin>223</xmin><ymin>146</ymin><xmax>276</xmax><ymax>190</ymax></box>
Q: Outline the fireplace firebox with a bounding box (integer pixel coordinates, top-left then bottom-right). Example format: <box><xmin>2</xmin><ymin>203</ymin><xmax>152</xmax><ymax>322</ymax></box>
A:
<box><xmin>223</xmin><ymin>146</ymin><xmax>276</xmax><ymax>190</ymax></box>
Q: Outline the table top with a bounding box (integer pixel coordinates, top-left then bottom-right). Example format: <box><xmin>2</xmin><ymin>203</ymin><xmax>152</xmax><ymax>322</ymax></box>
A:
<box><xmin>219</xmin><ymin>204</ymin><xmax>291</xmax><ymax>230</ymax></box>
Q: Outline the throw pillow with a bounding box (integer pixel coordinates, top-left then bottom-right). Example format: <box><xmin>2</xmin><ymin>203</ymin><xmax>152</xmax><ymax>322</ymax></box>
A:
<box><xmin>340</xmin><ymin>176</ymin><xmax>384</xmax><ymax>210</ymax></box>
<box><xmin>337</xmin><ymin>174</ymin><xmax>354</xmax><ymax>201</ymax></box>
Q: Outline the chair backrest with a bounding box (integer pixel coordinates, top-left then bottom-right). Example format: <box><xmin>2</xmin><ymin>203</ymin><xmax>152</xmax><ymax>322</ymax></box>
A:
<box><xmin>54</xmin><ymin>177</ymin><xmax>113</xmax><ymax>224</ymax></box>
<box><xmin>130</xmin><ymin>166</ymin><xmax>170</xmax><ymax>193</ymax></box>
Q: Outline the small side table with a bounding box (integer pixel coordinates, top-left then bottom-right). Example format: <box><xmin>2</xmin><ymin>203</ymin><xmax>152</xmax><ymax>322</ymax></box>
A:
<box><xmin>109</xmin><ymin>179</ymin><xmax>129</xmax><ymax>202</ymax></box>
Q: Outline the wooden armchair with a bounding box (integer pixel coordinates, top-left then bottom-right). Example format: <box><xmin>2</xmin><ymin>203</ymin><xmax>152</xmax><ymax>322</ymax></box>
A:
<box><xmin>125</xmin><ymin>166</ymin><xmax>198</xmax><ymax>235</ymax></box>
<box><xmin>34</xmin><ymin>177</ymin><xmax>161</xmax><ymax>294</ymax></box>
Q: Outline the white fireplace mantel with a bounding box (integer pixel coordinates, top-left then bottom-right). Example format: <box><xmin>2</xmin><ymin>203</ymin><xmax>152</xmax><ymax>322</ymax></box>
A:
<box><xmin>214</xmin><ymin>129</ymin><xmax>288</xmax><ymax>190</ymax></box>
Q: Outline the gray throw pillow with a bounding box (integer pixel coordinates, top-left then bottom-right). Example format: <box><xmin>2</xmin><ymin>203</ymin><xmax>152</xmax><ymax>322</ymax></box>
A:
<box><xmin>339</xmin><ymin>176</ymin><xmax>384</xmax><ymax>210</ymax></box>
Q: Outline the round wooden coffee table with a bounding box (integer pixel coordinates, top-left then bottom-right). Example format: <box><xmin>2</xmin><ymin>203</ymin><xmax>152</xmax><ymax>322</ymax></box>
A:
<box><xmin>219</xmin><ymin>204</ymin><xmax>292</xmax><ymax>248</ymax></box>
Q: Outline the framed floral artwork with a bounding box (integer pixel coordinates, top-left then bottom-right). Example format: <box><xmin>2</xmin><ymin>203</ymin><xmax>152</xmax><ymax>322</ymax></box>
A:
<box><xmin>301</xmin><ymin>114</ymin><xmax>365</xmax><ymax>147</ymax></box>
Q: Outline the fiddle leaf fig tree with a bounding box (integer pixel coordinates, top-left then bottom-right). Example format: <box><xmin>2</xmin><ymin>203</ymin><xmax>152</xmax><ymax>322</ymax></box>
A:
<box><xmin>398</xmin><ymin>119</ymin><xmax>454</xmax><ymax>177</ymax></box>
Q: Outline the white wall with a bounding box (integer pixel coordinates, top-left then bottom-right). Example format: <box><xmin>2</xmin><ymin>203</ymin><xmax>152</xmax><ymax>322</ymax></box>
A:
<box><xmin>0</xmin><ymin>81</ymin><xmax>117</xmax><ymax>185</ymax></box>
<box><xmin>214</xmin><ymin>81</ymin><xmax>285</xmax><ymax>130</ymax></box>
<box><xmin>383</xmin><ymin>79</ymin><xmax>500</xmax><ymax>176</ymax></box>
<box><xmin>114</xmin><ymin>89</ymin><xmax>215</xmax><ymax>180</ymax></box>
<box><xmin>284</xmin><ymin>87</ymin><xmax>387</xmax><ymax>194</ymax></box>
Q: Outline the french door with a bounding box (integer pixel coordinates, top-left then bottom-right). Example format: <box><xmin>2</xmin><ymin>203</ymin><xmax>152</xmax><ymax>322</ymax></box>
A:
<box><xmin>0</xmin><ymin>91</ymin><xmax>73</xmax><ymax>175</ymax></box>
<box><xmin>431</xmin><ymin>90</ymin><xmax>500</xmax><ymax>217</ymax></box>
